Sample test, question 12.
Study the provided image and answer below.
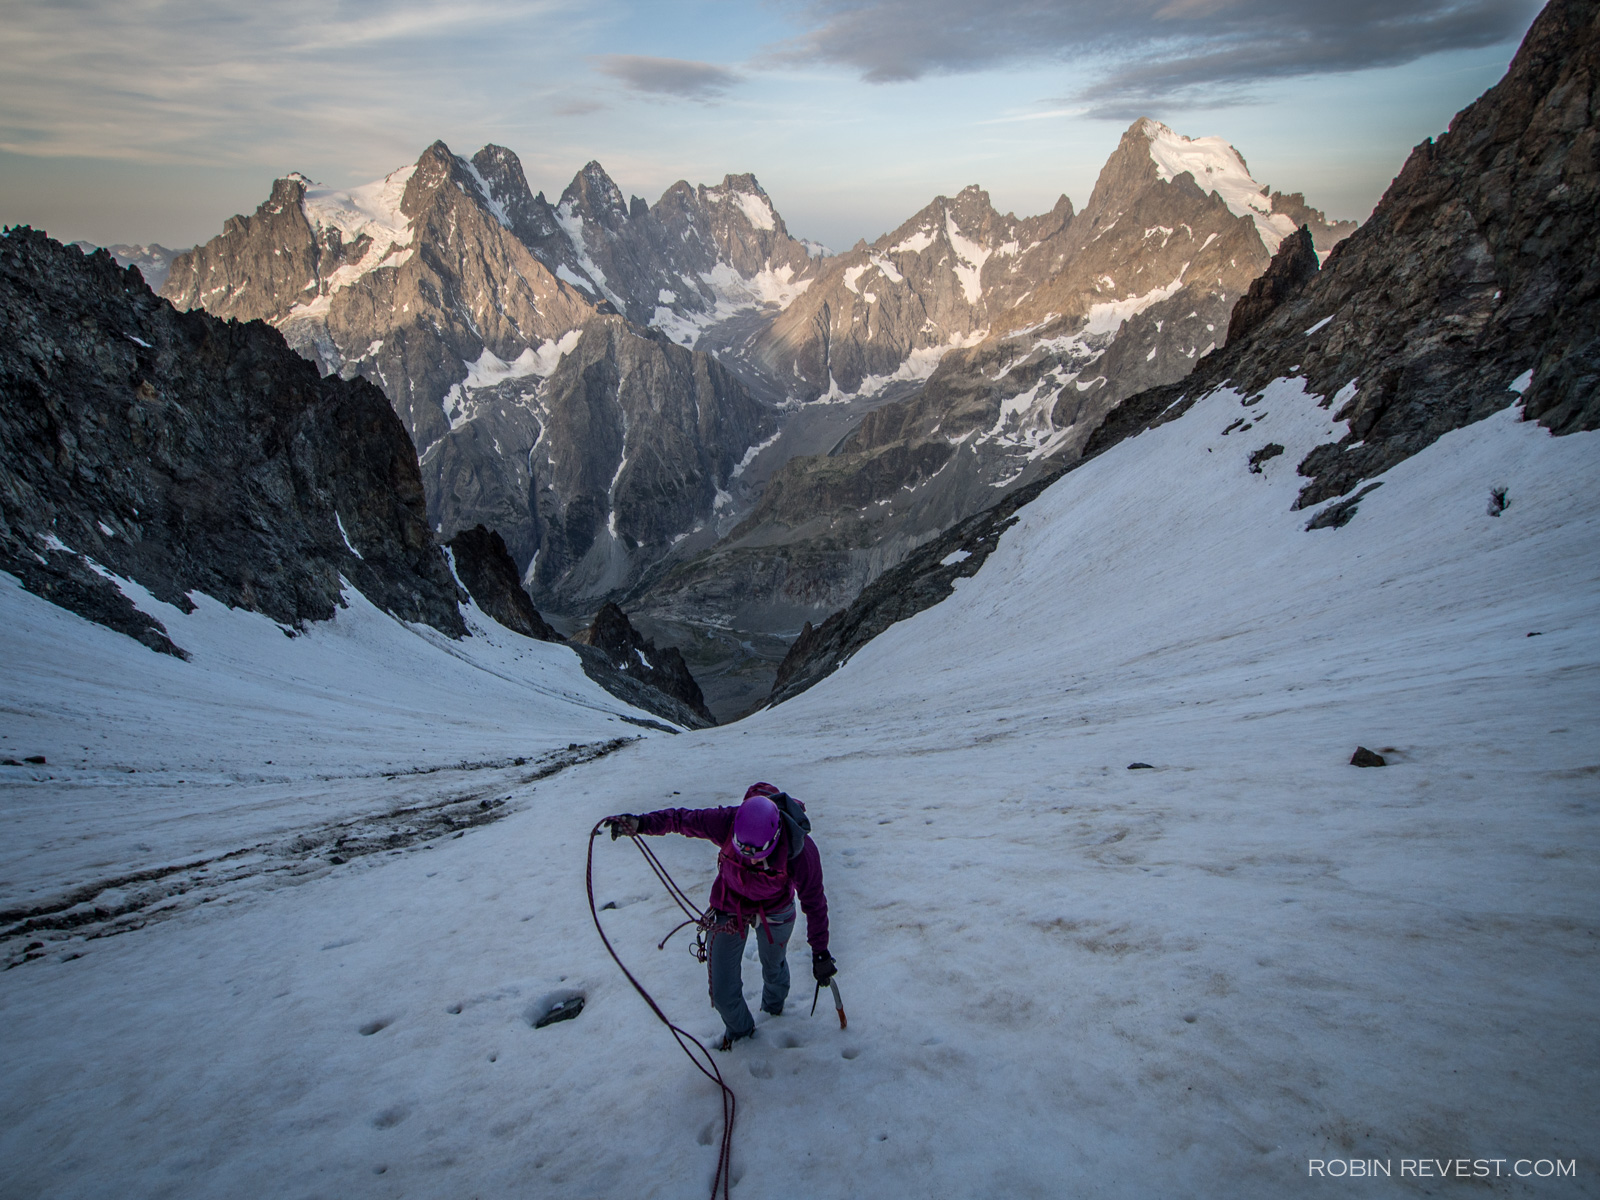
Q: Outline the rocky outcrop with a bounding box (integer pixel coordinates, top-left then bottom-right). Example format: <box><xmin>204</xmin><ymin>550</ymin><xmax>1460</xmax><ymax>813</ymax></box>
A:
<box><xmin>443</xmin><ymin>521</ymin><xmax>712</xmax><ymax>728</ymax></box>
<box><xmin>446</xmin><ymin>525</ymin><xmax>561</xmax><ymax>641</ymax></box>
<box><xmin>1087</xmin><ymin>0</ymin><xmax>1600</xmax><ymax>507</ymax></box>
<box><xmin>768</xmin><ymin>0</ymin><xmax>1599</xmax><ymax>704</ymax></box>
<box><xmin>0</xmin><ymin>227</ymin><xmax>466</xmax><ymax>656</ymax></box>
<box><xmin>572</xmin><ymin>601</ymin><xmax>716</xmax><ymax>727</ymax></box>
<box><xmin>1225</xmin><ymin>226</ymin><xmax>1319</xmax><ymax>346</ymax></box>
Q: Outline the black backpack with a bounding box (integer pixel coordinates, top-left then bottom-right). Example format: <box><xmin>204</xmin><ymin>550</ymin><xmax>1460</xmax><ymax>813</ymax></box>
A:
<box><xmin>772</xmin><ymin>791</ymin><xmax>812</xmax><ymax>863</ymax></box>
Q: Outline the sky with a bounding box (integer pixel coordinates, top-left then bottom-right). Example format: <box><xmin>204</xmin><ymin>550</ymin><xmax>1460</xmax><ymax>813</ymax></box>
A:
<box><xmin>0</xmin><ymin>0</ymin><xmax>1547</xmax><ymax>255</ymax></box>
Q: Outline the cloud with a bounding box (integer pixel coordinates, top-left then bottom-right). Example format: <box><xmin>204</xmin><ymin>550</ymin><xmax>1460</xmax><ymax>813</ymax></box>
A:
<box><xmin>0</xmin><ymin>0</ymin><xmax>586</xmax><ymax>164</ymax></box>
<box><xmin>593</xmin><ymin>54</ymin><xmax>743</xmax><ymax>101</ymax></box>
<box><xmin>768</xmin><ymin>0</ymin><xmax>1544</xmax><ymax>110</ymax></box>
<box><xmin>555</xmin><ymin>97</ymin><xmax>609</xmax><ymax>117</ymax></box>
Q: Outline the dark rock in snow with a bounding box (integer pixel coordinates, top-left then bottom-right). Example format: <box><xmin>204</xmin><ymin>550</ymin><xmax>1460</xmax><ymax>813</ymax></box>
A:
<box><xmin>1350</xmin><ymin>747</ymin><xmax>1387</xmax><ymax>767</ymax></box>
<box><xmin>573</xmin><ymin>602</ymin><xmax>716</xmax><ymax>727</ymax></box>
<box><xmin>446</xmin><ymin>525</ymin><xmax>561</xmax><ymax>641</ymax></box>
<box><xmin>24</xmin><ymin>755</ymin><xmax>46</xmax><ymax>764</ymax></box>
<box><xmin>0</xmin><ymin>227</ymin><xmax>466</xmax><ymax>653</ymax></box>
<box><xmin>1128</xmin><ymin>762</ymin><xmax>1155</xmax><ymax>770</ymax></box>
<box><xmin>532</xmin><ymin>993</ymin><xmax>585</xmax><ymax>1028</ymax></box>
<box><xmin>1</xmin><ymin>759</ymin><xmax>22</xmax><ymax>767</ymax></box>
<box><xmin>1248</xmin><ymin>443</ymin><xmax>1286</xmax><ymax>474</ymax></box>
<box><xmin>1304</xmin><ymin>483</ymin><xmax>1384</xmax><ymax>530</ymax></box>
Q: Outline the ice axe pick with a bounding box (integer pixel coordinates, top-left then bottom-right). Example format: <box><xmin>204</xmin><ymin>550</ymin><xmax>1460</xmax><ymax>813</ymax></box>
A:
<box><xmin>810</xmin><ymin>977</ymin><xmax>848</xmax><ymax>1029</ymax></box>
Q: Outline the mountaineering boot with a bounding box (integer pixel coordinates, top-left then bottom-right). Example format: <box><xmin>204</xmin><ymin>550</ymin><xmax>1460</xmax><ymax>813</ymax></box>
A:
<box><xmin>715</xmin><ymin>1028</ymin><xmax>755</xmax><ymax>1052</ymax></box>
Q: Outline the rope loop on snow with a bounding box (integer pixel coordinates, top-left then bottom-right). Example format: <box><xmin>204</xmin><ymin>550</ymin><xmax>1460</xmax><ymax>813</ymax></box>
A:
<box><xmin>587</xmin><ymin>822</ymin><xmax>736</xmax><ymax>1200</ymax></box>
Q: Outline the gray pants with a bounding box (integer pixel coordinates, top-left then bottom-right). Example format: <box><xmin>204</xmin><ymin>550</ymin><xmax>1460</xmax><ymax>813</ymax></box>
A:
<box><xmin>707</xmin><ymin>904</ymin><xmax>795</xmax><ymax>1039</ymax></box>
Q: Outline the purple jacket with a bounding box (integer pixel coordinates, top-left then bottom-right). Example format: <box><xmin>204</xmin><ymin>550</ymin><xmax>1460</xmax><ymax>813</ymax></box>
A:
<box><xmin>636</xmin><ymin>806</ymin><xmax>830</xmax><ymax>956</ymax></box>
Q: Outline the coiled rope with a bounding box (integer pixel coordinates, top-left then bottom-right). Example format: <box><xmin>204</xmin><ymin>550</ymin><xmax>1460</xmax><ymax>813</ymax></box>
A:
<box><xmin>586</xmin><ymin>822</ymin><xmax>736</xmax><ymax>1200</ymax></box>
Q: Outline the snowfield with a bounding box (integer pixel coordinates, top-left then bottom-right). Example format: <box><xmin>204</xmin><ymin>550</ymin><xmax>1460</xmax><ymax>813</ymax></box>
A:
<box><xmin>2</xmin><ymin>383</ymin><xmax>1596</xmax><ymax>1197</ymax></box>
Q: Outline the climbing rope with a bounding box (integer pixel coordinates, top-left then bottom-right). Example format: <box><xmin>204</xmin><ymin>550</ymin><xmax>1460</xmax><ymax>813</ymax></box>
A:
<box><xmin>587</xmin><ymin>822</ymin><xmax>736</xmax><ymax>1200</ymax></box>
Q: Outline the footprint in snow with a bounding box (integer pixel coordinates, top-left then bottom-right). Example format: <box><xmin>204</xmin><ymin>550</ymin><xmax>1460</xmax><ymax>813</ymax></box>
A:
<box><xmin>372</xmin><ymin>1105</ymin><xmax>408</xmax><ymax>1129</ymax></box>
<box><xmin>748</xmin><ymin>1059</ymin><xmax>774</xmax><ymax>1079</ymax></box>
<box><xmin>358</xmin><ymin>1016</ymin><xmax>394</xmax><ymax>1036</ymax></box>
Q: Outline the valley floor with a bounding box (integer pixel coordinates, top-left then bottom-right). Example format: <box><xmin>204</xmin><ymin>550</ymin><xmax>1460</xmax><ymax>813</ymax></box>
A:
<box><xmin>1</xmin><ymin>391</ymin><xmax>1596</xmax><ymax>1198</ymax></box>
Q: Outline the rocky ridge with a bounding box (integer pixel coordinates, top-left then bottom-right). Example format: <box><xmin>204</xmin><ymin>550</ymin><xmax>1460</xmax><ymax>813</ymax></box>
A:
<box><xmin>1088</xmin><ymin>0</ymin><xmax>1599</xmax><ymax>501</ymax></box>
<box><xmin>571</xmin><ymin>602</ymin><xmax>716</xmax><ymax>727</ymax></box>
<box><xmin>769</xmin><ymin>0</ymin><xmax>1597</xmax><ymax>704</ymax></box>
<box><xmin>0</xmin><ymin>227</ymin><xmax>465</xmax><ymax>655</ymax></box>
<box><xmin>73</xmin><ymin>242</ymin><xmax>184</xmax><ymax>292</ymax></box>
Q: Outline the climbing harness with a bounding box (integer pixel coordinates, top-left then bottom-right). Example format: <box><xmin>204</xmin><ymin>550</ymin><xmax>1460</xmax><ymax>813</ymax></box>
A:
<box><xmin>587</xmin><ymin>822</ymin><xmax>737</xmax><ymax>1200</ymax></box>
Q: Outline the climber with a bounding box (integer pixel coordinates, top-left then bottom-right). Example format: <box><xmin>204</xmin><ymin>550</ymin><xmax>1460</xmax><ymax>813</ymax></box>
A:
<box><xmin>604</xmin><ymin>783</ymin><xmax>834</xmax><ymax>1049</ymax></box>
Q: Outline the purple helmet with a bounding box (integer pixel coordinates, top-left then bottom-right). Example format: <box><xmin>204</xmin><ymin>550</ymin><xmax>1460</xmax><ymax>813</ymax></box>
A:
<box><xmin>733</xmin><ymin>787</ymin><xmax>781</xmax><ymax>860</ymax></box>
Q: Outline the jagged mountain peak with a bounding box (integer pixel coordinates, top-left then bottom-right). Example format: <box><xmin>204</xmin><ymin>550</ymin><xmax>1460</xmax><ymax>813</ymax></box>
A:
<box><xmin>698</xmin><ymin>173</ymin><xmax>783</xmax><ymax>233</ymax></box>
<box><xmin>560</xmin><ymin>161</ymin><xmax>631</xmax><ymax>227</ymax></box>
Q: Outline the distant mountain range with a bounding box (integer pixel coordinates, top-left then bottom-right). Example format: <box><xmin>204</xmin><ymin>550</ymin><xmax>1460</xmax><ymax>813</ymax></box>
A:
<box><xmin>139</xmin><ymin>120</ymin><xmax>1355</xmax><ymax>715</ymax></box>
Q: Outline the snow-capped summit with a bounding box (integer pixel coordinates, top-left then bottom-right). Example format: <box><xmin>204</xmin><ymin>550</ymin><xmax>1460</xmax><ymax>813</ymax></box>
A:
<box><xmin>1136</xmin><ymin>118</ymin><xmax>1299</xmax><ymax>252</ymax></box>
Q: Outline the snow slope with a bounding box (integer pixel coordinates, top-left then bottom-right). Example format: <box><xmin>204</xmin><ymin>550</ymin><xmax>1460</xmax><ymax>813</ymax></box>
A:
<box><xmin>0</xmin><ymin>573</ymin><xmax>666</xmax><ymax>917</ymax></box>
<box><xmin>2</xmin><ymin>383</ymin><xmax>1596</xmax><ymax>1197</ymax></box>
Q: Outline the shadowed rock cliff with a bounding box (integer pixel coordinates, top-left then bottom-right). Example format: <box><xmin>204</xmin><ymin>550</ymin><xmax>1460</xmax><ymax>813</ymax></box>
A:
<box><xmin>1</xmin><ymin>228</ymin><xmax>465</xmax><ymax>656</ymax></box>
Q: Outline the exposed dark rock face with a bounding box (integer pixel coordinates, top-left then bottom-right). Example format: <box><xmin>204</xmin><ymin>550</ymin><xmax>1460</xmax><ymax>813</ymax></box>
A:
<box><xmin>573</xmin><ymin>602</ymin><xmax>716</xmax><ymax>727</ymax></box>
<box><xmin>446</xmin><ymin>525</ymin><xmax>561</xmax><ymax>641</ymax></box>
<box><xmin>1247</xmin><ymin>442</ymin><xmax>1287</xmax><ymax>474</ymax></box>
<box><xmin>1086</xmin><ymin>0</ymin><xmax>1600</xmax><ymax>509</ymax></box>
<box><xmin>768</xmin><ymin>0</ymin><xmax>1598</xmax><ymax>706</ymax></box>
<box><xmin>523</xmin><ymin>316</ymin><xmax>776</xmax><ymax>610</ymax></box>
<box><xmin>442</xmin><ymin>521</ymin><xmax>711</xmax><ymax>728</ymax></box>
<box><xmin>0</xmin><ymin>227</ymin><xmax>466</xmax><ymax>656</ymax></box>
<box><xmin>1226</xmin><ymin>227</ymin><xmax>1319</xmax><ymax>346</ymax></box>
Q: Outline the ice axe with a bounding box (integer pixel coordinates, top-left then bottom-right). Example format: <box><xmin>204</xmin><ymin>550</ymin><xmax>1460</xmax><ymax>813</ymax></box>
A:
<box><xmin>811</xmin><ymin>977</ymin><xmax>848</xmax><ymax>1029</ymax></box>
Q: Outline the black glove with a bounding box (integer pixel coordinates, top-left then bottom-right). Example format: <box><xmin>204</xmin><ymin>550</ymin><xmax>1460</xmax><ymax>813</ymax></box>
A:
<box><xmin>813</xmin><ymin>950</ymin><xmax>837</xmax><ymax>984</ymax></box>
<box><xmin>604</xmin><ymin>814</ymin><xmax>640</xmax><ymax>840</ymax></box>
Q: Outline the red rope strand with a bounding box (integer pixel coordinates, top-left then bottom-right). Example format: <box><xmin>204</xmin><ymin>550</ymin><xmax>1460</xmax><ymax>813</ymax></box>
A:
<box><xmin>587</xmin><ymin>823</ymin><xmax>737</xmax><ymax>1200</ymax></box>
